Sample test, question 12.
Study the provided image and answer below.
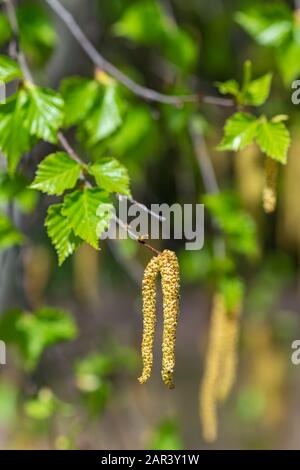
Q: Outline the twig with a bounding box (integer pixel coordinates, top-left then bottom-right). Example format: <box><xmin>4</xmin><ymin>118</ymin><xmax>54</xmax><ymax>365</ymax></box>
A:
<box><xmin>113</xmin><ymin>215</ymin><xmax>161</xmax><ymax>256</ymax></box>
<box><xmin>5</xmin><ymin>0</ymin><xmax>161</xmax><ymax>258</ymax></box>
<box><xmin>45</xmin><ymin>0</ymin><xmax>233</xmax><ymax>108</ymax></box>
<box><xmin>57</xmin><ymin>131</ymin><xmax>83</xmax><ymax>165</ymax></box>
<box><xmin>117</xmin><ymin>194</ymin><xmax>166</xmax><ymax>222</ymax></box>
<box><xmin>5</xmin><ymin>0</ymin><xmax>33</xmax><ymax>82</ymax></box>
<box><xmin>189</xmin><ymin>122</ymin><xmax>226</xmax><ymax>259</ymax></box>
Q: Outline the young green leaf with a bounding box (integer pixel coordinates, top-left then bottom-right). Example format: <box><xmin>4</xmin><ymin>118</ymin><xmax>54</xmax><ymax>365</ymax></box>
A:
<box><xmin>31</xmin><ymin>152</ymin><xmax>81</xmax><ymax>195</ymax></box>
<box><xmin>46</xmin><ymin>204</ymin><xmax>80</xmax><ymax>265</ymax></box>
<box><xmin>84</xmin><ymin>85</ymin><xmax>122</xmax><ymax>145</ymax></box>
<box><xmin>62</xmin><ymin>188</ymin><xmax>113</xmax><ymax>249</ymax></box>
<box><xmin>0</xmin><ymin>91</ymin><xmax>32</xmax><ymax>175</ymax></box>
<box><xmin>256</xmin><ymin>117</ymin><xmax>290</xmax><ymax>163</ymax></box>
<box><xmin>24</xmin><ymin>85</ymin><xmax>64</xmax><ymax>143</ymax></box>
<box><xmin>0</xmin><ymin>306</ymin><xmax>77</xmax><ymax>370</ymax></box>
<box><xmin>215</xmin><ymin>79</ymin><xmax>240</xmax><ymax>97</ymax></box>
<box><xmin>60</xmin><ymin>77</ymin><xmax>99</xmax><ymax>127</ymax></box>
<box><xmin>243</xmin><ymin>73</ymin><xmax>272</xmax><ymax>106</ymax></box>
<box><xmin>235</xmin><ymin>4</ymin><xmax>292</xmax><ymax>47</ymax></box>
<box><xmin>0</xmin><ymin>213</ymin><xmax>23</xmax><ymax>250</ymax></box>
<box><xmin>218</xmin><ymin>112</ymin><xmax>258</xmax><ymax>152</ymax></box>
<box><xmin>89</xmin><ymin>157</ymin><xmax>131</xmax><ymax>196</ymax></box>
<box><xmin>0</xmin><ymin>56</ymin><xmax>22</xmax><ymax>82</ymax></box>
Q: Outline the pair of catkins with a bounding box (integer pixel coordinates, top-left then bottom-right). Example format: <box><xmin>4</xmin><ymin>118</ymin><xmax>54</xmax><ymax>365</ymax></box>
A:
<box><xmin>138</xmin><ymin>250</ymin><xmax>180</xmax><ymax>389</ymax></box>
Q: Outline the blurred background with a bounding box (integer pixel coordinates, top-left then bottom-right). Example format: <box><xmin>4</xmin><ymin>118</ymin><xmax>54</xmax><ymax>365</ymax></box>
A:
<box><xmin>1</xmin><ymin>0</ymin><xmax>300</xmax><ymax>450</ymax></box>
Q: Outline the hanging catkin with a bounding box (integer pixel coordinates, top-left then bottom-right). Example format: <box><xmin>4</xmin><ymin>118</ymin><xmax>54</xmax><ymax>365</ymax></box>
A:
<box><xmin>200</xmin><ymin>293</ymin><xmax>242</xmax><ymax>442</ymax></box>
<box><xmin>138</xmin><ymin>255</ymin><xmax>160</xmax><ymax>385</ymax></box>
<box><xmin>138</xmin><ymin>250</ymin><xmax>180</xmax><ymax>388</ymax></box>
<box><xmin>217</xmin><ymin>307</ymin><xmax>241</xmax><ymax>402</ymax></box>
<box><xmin>263</xmin><ymin>157</ymin><xmax>279</xmax><ymax>213</ymax></box>
<box><xmin>200</xmin><ymin>294</ymin><xmax>226</xmax><ymax>442</ymax></box>
<box><xmin>160</xmin><ymin>250</ymin><xmax>180</xmax><ymax>389</ymax></box>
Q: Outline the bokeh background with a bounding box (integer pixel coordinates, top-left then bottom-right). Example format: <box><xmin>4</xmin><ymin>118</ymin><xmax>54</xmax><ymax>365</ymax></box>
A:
<box><xmin>1</xmin><ymin>0</ymin><xmax>300</xmax><ymax>450</ymax></box>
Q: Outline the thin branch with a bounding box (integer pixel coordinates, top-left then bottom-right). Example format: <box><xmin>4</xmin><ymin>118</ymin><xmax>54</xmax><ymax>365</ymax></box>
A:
<box><xmin>45</xmin><ymin>0</ymin><xmax>233</xmax><ymax>108</ymax></box>
<box><xmin>117</xmin><ymin>194</ymin><xmax>166</xmax><ymax>222</ymax></box>
<box><xmin>113</xmin><ymin>215</ymin><xmax>161</xmax><ymax>256</ymax></box>
<box><xmin>189</xmin><ymin>122</ymin><xmax>226</xmax><ymax>259</ymax></box>
<box><xmin>189</xmin><ymin>123</ymin><xmax>219</xmax><ymax>194</ymax></box>
<box><xmin>57</xmin><ymin>131</ymin><xmax>83</xmax><ymax>165</ymax></box>
<box><xmin>5</xmin><ymin>0</ymin><xmax>33</xmax><ymax>82</ymax></box>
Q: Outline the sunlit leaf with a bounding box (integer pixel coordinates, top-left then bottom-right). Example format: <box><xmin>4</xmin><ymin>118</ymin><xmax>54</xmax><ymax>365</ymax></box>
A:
<box><xmin>24</xmin><ymin>85</ymin><xmax>64</xmax><ymax>143</ymax></box>
<box><xmin>235</xmin><ymin>4</ymin><xmax>292</xmax><ymax>46</ymax></box>
<box><xmin>256</xmin><ymin>117</ymin><xmax>290</xmax><ymax>163</ymax></box>
<box><xmin>62</xmin><ymin>188</ymin><xmax>113</xmax><ymax>249</ymax></box>
<box><xmin>31</xmin><ymin>152</ymin><xmax>81</xmax><ymax>195</ymax></box>
<box><xmin>0</xmin><ymin>91</ymin><xmax>33</xmax><ymax>174</ymax></box>
<box><xmin>0</xmin><ymin>56</ymin><xmax>22</xmax><ymax>83</ymax></box>
<box><xmin>218</xmin><ymin>112</ymin><xmax>258</xmax><ymax>152</ymax></box>
<box><xmin>60</xmin><ymin>77</ymin><xmax>99</xmax><ymax>127</ymax></box>
<box><xmin>84</xmin><ymin>85</ymin><xmax>122</xmax><ymax>145</ymax></box>
<box><xmin>46</xmin><ymin>203</ymin><xmax>81</xmax><ymax>265</ymax></box>
<box><xmin>89</xmin><ymin>157</ymin><xmax>131</xmax><ymax>196</ymax></box>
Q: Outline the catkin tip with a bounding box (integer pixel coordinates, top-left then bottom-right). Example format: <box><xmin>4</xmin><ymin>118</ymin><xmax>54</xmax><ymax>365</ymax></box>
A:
<box><xmin>263</xmin><ymin>158</ymin><xmax>278</xmax><ymax>214</ymax></box>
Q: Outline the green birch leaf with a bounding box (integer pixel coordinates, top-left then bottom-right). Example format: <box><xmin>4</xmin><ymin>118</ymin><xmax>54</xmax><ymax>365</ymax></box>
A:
<box><xmin>15</xmin><ymin>307</ymin><xmax>77</xmax><ymax>370</ymax></box>
<box><xmin>24</xmin><ymin>85</ymin><xmax>64</xmax><ymax>143</ymax></box>
<box><xmin>89</xmin><ymin>157</ymin><xmax>131</xmax><ymax>196</ymax></box>
<box><xmin>0</xmin><ymin>213</ymin><xmax>23</xmax><ymax>249</ymax></box>
<box><xmin>256</xmin><ymin>117</ymin><xmax>290</xmax><ymax>163</ymax></box>
<box><xmin>235</xmin><ymin>4</ymin><xmax>292</xmax><ymax>46</ymax></box>
<box><xmin>218</xmin><ymin>112</ymin><xmax>258</xmax><ymax>152</ymax></box>
<box><xmin>60</xmin><ymin>77</ymin><xmax>99</xmax><ymax>127</ymax></box>
<box><xmin>85</xmin><ymin>85</ymin><xmax>122</xmax><ymax>145</ymax></box>
<box><xmin>62</xmin><ymin>188</ymin><xmax>113</xmax><ymax>249</ymax></box>
<box><xmin>0</xmin><ymin>56</ymin><xmax>22</xmax><ymax>82</ymax></box>
<box><xmin>31</xmin><ymin>152</ymin><xmax>81</xmax><ymax>195</ymax></box>
<box><xmin>243</xmin><ymin>73</ymin><xmax>272</xmax><ymax>106</ymax></box>
<box><xmin>0</xmin><ymin>91</ymin><xmax>33</xmax><ymax>175</ymax></box>
<box><xmin>215</xmin><ymin>79</ymin><xmax>240</xmax><ymax>97</ymax></box>
<box><xmin>45</xmin><ymin>204</ymin><xmax>80</xmax><ymax>265</ymax></box>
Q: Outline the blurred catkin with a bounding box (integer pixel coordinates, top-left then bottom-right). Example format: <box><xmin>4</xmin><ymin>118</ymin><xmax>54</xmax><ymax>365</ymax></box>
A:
<box><xmin>200</xmin><ymin>294</ymin><xmax>241</xmax><ymax>442</ymax></box>
<box><xmin>217</xmin><ymin>307</ymin><xmax>241</xmax><ymax>402</ymax></box>
<box><xmin>263</xmin><ymin>157</ymin><xmax>279</xmax><ymax>214</ymax></box>
<box><xmin>138</xmin><ymin>250</ymin><xmax>180</xmax><ymax>388</ymax></box>
<box><xmin>200</xmin><ymin>294</ymin><xmax>226</xmax><ymax>442</ymax></box>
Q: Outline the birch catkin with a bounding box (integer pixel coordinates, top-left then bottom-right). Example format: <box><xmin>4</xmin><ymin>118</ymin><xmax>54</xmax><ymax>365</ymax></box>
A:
<box><xmin>200</xmin><ymin>294</ymin><xmax>226</xmax><ymax>442</ymax></box>
<box><xmin>263</xmin><ymin>157</ymin><xmax>279</xmax><ymax>213</ymax></box>
<box><xmin>138</xmin><ymin>250</ymin><xmax>180</xmax><ymax>388</ymax></box>
<box><xmin>159</xmin><ymin>250</ymin><xmax>180</xmax><ymax>389</ymax></box>
<box><xmin>217</xmin><ymin>308</ymin><xmax>241</xmax><ymax>402</ymax></box>
<box><xmin>200</xmin><ymin>294</ymin><xmax>241</xmax><ymax>442</ymax></box>
<box><xmin>138</xmin><ymin>255</ymin><xmax>160</xmax><ymax>385</ymax></box>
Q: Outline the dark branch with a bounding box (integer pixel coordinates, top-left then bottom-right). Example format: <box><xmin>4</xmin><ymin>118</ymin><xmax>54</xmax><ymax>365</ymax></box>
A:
<box><xmin>45</xmin><ymin>0</ymin><xmax>233</xmax><ymax>108</ymax></box>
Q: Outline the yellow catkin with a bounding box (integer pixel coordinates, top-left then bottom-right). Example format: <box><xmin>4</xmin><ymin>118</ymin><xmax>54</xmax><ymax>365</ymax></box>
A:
<box><xmin>200</xmin><ymin>294</ymin><xmax>227</xmax><ymax>443</ymax></box>
<box><xmin>159</xmin><ymin>250</ymin><xmax>180</xmax><ymax>389</ymax></box>
<box><xmin>138</xmin><ymin>250</ymin><xmax>180</xmax><ymax>388</ymax></box>
<box><xmin>217</xmin><ymin>307</ymin><xmax>241</xmax><ymax>402</ymax></box>
<box><xmin>138</xmin><ymin>255</ymin><xmax>160</xmax><ymax>384</ymax></box>
<box><xmin>263</xmin><ymin>157</ymin><xmax>279</xmax><ymax>214</ymax></box>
